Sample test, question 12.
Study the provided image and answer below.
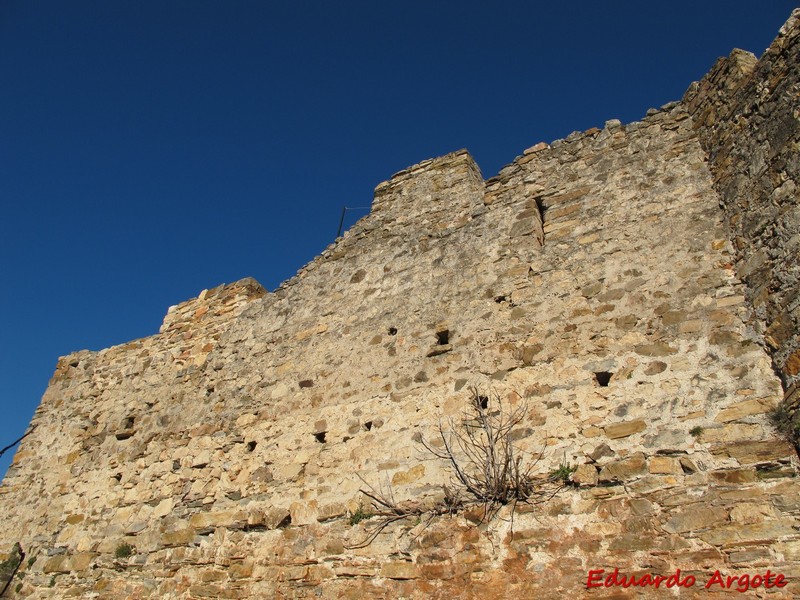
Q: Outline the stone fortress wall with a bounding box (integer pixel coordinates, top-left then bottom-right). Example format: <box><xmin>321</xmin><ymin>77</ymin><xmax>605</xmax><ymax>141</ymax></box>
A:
<box><xmin>1</xmin><ymin>10</ymin><xmax>799</xmax><ymax>599</ymax></box>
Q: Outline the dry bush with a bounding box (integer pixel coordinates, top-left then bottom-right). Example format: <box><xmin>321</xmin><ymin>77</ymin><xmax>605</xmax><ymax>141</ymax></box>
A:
<box><xmin>347</xmin><ymin>387</ymin><xmax>565</xmax><ymax>548</ymax></box>
<box><xmin>419</xmin><ymin>387</ymin><xmax>556</xmax><ymax>516</ymax></box>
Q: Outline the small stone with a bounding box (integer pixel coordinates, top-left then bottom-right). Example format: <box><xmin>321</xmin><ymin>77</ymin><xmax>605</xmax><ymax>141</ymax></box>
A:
<box><xmin>391</xmin><ymin>464</ymin><xmax>425</xmax><ymax>485</ymax></box>
<box><xmin>634</xmin><ymin>342</ymin><xmax>678</xmax><ymax>357</ymax></box>
<box><xmin>191</xmin><ymin>450</ymin><xmax>211</xmax><ymax>468</ymax></box>
<box><xmin>678</xmin><ymin>320</ymin><xmax>703</xmax><ymax>333</ymax></box>
<box><xmin>523</xmin><ymin>142</ymin><xmax>549</xmax><ymax>154</ymax></box>
<box><xmin>589</xmin><ymin>443</ymin><xmax>615</xmax><ymax>461</ymax></box>
<box><xmin>644</xmin><ymin>361</ymin><xmax>667</xmax><ymax>375</ymax></box>
<box><xmin>648</xmin><ymin>456</ymin><xmax>682</xmax><ymax>474</ymax></box>
<box><xmin>426</xmin><ymin>344</ymin><xmax>452</xmax><ymax>357</ymax></box>
<box><xmin>715</xmin><ymin>294</ymin><xmax>745</xmax><ymax>307</ymax></box>
<box><xmin>520</xmin><ymin>344</ymin><xmax>543</xmax><ymax>365</ymax></box>
<box><xmin>582</xmin><ymin>427</ymin><xmax>603</xmax><ymax>438</ymax></box>
<box><xmin>661</xmin><ymin>310</ymin><xmax>688</xmax><ymax>325</ymax></box>
<box><xmin>571</xmin><ymin>464</ymin><xmax>598</xmax><ymax>486</ymax></box>
<box><xmin>380</xmin><ymin>561</ymin><xmax>418</xmax><ymax>580</ymax></box>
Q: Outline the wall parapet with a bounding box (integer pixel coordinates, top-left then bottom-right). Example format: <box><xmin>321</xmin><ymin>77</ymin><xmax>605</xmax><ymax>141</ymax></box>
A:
<box><xmin>50</xmin><ymin>277</ymin><xmax>266</xmax><ymax>389</ymax></box>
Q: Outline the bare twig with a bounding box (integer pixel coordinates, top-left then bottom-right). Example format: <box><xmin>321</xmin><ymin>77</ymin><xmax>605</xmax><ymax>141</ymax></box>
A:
<box><xmin>346</xmin><ymin>474</ymin><xmax>460</xmax><ymax>549</ymax></box>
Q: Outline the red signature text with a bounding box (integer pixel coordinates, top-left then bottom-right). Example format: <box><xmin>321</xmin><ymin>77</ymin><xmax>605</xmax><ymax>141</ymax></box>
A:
<box><xmin>586</xmin><ymin>568</ymin><xmax>788</xmax><ymax>592</ymax></box>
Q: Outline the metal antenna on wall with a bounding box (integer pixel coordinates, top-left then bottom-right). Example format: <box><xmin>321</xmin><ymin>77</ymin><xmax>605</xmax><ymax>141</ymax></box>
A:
<box><xmin>336</xmin><ymin>206</ymin><xmax>371</xmax><ymax>238</ymax></box>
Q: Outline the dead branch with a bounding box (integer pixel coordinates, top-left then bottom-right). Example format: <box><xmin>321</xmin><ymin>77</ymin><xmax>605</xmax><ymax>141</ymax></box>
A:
<box><xmin>347</xmin><ymin>387</ymin><xmax>569</xmax><ymax>548</ymax></box>
<box><xmin>0</xmin><ymin>543</ymin><xmax>24</xmax><ymax>598</ymax></box>
<box><xmin>419</xmin><ymin>387</ymin><xmax>544</xmax><ymax>514</ymax></box>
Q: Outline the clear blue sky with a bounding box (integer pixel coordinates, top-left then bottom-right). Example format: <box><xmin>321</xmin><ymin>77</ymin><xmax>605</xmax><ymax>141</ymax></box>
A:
<box><xmin>0</xmin><ymin>2</ymin><xmax>795</xmax><ymax>477</ymax></box>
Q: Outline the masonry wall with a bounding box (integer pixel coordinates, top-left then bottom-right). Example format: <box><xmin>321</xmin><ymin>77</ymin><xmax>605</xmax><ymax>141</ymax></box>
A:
<box><xmin>1</xmin><ymin>12</ymin><xmax>799</xmax><ymax>600</ymax></box>
<box><xmin>684</xmin><ymin>10</ymin><xmax>800</xmax><ymax>390</ymax></box>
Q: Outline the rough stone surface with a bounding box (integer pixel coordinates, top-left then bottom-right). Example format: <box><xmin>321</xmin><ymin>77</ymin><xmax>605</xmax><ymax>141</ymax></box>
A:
<box><xmin>684</xmin><ymin>12</ymin><xmax>800</xmax><ymax>388</ymax></box>
<box><xmin>1</xmin><ymin>11</ymin><xmax>800</xmax><ymax>600</ymax></box>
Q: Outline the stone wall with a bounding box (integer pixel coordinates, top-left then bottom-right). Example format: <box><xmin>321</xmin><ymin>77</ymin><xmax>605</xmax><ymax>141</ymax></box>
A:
<box><xmin>684</xmin><ymin>9</ymin><xmax>800</xmax><ymax>391</ymax></box>
<box><xmin>1</xmin><ymin>11</ymin><xmax>799</xmax><ymax>600</ymax></box>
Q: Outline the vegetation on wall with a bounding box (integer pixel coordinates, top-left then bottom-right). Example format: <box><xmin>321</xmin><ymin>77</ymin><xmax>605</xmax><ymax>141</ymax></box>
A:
<box><xmin>770</xmin><ymin>400</ymin><xmax>800</xmax><ymax>450</ymax></box>
<box><xmin>347</xmin><ymin>388</ymin><xmax>568</xmax><ymax>548</ymax></box>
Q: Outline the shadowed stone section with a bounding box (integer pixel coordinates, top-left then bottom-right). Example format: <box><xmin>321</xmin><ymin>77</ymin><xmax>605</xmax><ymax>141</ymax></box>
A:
<box><xmin>685</xmin><ymin>9</ymin><xmax>800</xmax><ymax>388</ymax></box>
<box><xmin>1</xmin><ymin>12</ymin><xmax>800</xmax><ymax>600</ymax></box>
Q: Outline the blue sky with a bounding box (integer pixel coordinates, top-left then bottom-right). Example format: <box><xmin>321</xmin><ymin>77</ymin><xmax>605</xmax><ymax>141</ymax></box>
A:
<box><xmin>0</xmin><ymin>2</ymin><xmax>795</xmax><ymax>477</ymax></box>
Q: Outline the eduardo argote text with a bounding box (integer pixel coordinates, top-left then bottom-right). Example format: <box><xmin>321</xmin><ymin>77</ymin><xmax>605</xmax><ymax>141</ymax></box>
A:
<box><xmin>587</xmin><ymin>568</ymin><xmax>788</xmax><ymax>593</ymax></box>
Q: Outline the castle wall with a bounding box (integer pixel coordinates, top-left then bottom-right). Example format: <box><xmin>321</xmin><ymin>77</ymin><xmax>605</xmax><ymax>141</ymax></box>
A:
<box><xmin>684</xmin><ymin>10</ymin><xmax>800</xmax><ymax>390</ymax></box>
<box><xmin>1</xmin><ymin>12</ymin><xmax>799</xmax><ymax>600</ymax></box>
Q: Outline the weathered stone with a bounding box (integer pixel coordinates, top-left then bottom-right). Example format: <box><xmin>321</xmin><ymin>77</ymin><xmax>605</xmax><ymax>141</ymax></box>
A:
<box><xmin>42</xmin><ymin>553</ymin><xmax>96</xmax><ymax>574</ymax></box>
<box><xmin>571</xmin><ymin>464</ymin><xmax>598</xmax><ymax>486</ymax></box>
<box><xmin>648</xmin><ymin>456</ymin><xmax>682</xmax><ymax>475</ymax></box>
<box><xmin>189</xmin><ymin>510</ymin><xmax>247</xmax><ymax>531</ymax></box>
<box><xmin>644</xmin><ymin>361</ymin><xmax>667</xmax><ymax>375</ymax></box>
<box><xmin>785</xmin><ymin>350</ymin><xmax>800</xmax><ymax>376</ymax></box>
<box><xmin>700</xmin><ymin>423</ymin><xmax>763</xmax><ymax>443</ymax></box>
<box><xmin>589</xmin><ymin>443</ymin><xmax>615</xmax><ymax>461</ymax></box>
<box><xmin>161</xmin><ymin>526</ymin><xmax>196</xmax><ymax>547</ymax></box>
<box><xmin>598</xmin><ymin>453</ymin><xmax>648</xmax><ymax>483</ymax></box>
<box><xmin>604</xmin><ymin>420</ymin><xmax>646</xmax><ymax>439</ymax></box>
<box><xmin>662</xmin><ymin>506</ymin><xmax>728</xmax><ymax>534</ymax></box>
<box><xmin>729</xmin><ymin>502</ymin><xmax>779</xmax><ymax>524</ymax></box>
<box><xmin>710</xmin><ymin>440</ymin><xmax>796</xmax><ymax>463</ymax></box>
<box><xmin>709</xmin><ymin>468</ymin><xmax>758</xmax><ymax>484</ymax></box>
<box><xmin>715</xmin><ymin>294</ymin><xmax>745</xmax><ymax>308</ymax></box>
<box><xmin>714</xmin><ymin>398</ymin><xmax>774</xmax><ymax>422</ymax></box>
<box><xmin>699</xmin><ymin>520</ymin><xmax>798</xmax><ymax>546</ymax></box>
<box><xmin>634</xmin><ymin>342</ymin><xmax>678</xmax><ymax>357</ymax></box>
<box><xmin>380</xmin><ymin>561</ymin><xmax>418</xmax><ymax>580</ymax></box>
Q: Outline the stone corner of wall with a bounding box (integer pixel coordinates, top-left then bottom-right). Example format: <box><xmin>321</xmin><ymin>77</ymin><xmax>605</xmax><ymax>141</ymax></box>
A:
<box><xmin>780</xmin><ymin>8</ymin><xmax>800</xmax><ymax>37</ymax></box>
<box><xmin>682</xmin><ymin>8</ymin><xmax>800</xmax><ymax>115</ymax></box>
<box><xmin>158</xmin><ymin>277</ymin><xmax>268</xmax><ymax>334</ymax></box>
<box><xmin>681</xmin><ymin>49</ymin><xmax>758</xmax><ymax>116</ymax></box>
<box><xmin>372</xmin><ymin>148</ymin><xmax>484</xmax><ymax>204</ymax></box>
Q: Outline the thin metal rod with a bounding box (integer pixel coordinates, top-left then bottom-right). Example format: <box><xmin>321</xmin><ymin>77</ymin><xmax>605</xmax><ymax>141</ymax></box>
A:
<box><xmin>336</xmin><ymin>206</ymin><xmax>347</xmax><ymax>238</ymax></box>
<box><xmin>336</xmin><ymin>206</ymin><xmax>370</xmax><ymax>238</ymax></box>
